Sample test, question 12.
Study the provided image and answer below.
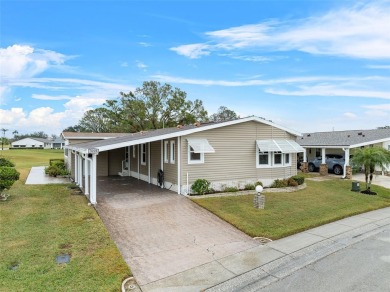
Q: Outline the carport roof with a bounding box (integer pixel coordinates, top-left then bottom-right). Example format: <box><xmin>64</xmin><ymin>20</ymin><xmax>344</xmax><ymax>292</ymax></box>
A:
<box><xmin>67</xmin><ymin>116</ymin><xmax>302</xmax><ymax>153</ymax></box>
<box><xmin>297</xmin><ymin>128</ymin><xmax>390</xmax><ymax>148</ymax></box>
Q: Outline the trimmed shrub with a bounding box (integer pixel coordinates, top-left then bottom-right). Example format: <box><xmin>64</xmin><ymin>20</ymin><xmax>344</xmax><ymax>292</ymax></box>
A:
<box><xmin>0</xmin><ymin>157</ymin><xmax>15</xmax><ymax>167</ymax></box>
<box><xmin>224</xmin><ymin>186</ymin><xmax>239</xmax><ymax>192</ymax></box>
<box><xmin>0</xmin><ymin>167</ymin><xmax>20</xmax><ymax>191</ymax></box>
<box><xmin>271</xmin><ymin>179</ymin><xmax>288</xmax><ymax>188</ymax></box>
<box><xmin>45</xmin><ymin>160</ymin><xmax>69</xmax><ymax>177</ymax></box>
<box><xmin>244</xmin><ymin>183</ymin><xmax>255</xmax><ymax>190</ymax></box>
<box><xmin>287</xmin><ymin>178</ymin><xmax>298</xmax><ymax>187</ymax></box>
<box><xmin>291</xmin><ymin>175</ymin><xmax>305</xmax><ymax>185</ymax></box>
<box><xmin>191</xmin><ymin>179</ymin><xmax>211</xmax><ymax>195</ymax></box>
<box><xmin>255</xmin><ymin>181</ymin><xmax>263</xmax><ymax>187</ymax></box>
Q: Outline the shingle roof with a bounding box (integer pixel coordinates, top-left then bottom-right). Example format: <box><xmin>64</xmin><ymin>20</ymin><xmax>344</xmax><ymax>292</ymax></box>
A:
<box><xmin>67</xmin><ymin>116</ymin><xmax>302</xmax><ymax>153</ymax></box>
<box><xmin>297</xmin><ymin>128</ymin><xmax>390</xmax><ymax>147</ymax></box>
<box><xmin>61</xmin><ymin>132</ymin><xmax>129</xmax><ymax>139</ymax></box>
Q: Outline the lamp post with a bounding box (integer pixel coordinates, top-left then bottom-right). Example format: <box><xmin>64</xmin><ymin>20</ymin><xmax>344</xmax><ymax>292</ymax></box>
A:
<box><xmin>254</xmin><ymin>185</ymin><xmax>265</xmax><ymax>209</ymax></box>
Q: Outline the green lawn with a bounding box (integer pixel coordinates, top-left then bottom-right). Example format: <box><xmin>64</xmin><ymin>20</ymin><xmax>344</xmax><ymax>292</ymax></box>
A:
<box><xmin>194</xmin><ymin>179</ymin><xmax>390</xmax><ymax>240</ymax></box>
<box><xmin>0</xmin><ymin>149</ymin><xmax>130</xmax><ymax>291</ymax></box>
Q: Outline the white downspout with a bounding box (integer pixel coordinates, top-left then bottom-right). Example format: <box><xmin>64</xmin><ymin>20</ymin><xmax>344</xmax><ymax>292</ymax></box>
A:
<box><xmin>148</xmin><ymin>142</ymin><xmax>151</xmax><ymax>184</ymax></box>
<box><xmin>79</xmin><ymin>155</ymin><xmax>83</xmax><ymax>188</ymax></box>
<box><xmin>177</xmin><ymin>137</ymin><xmax>181</xmax><ymax>194</ymax></box>
<box><xmin>75</xmin><ymin>153</ymin><xmax>79</xmax><ymax>185</ymax></box>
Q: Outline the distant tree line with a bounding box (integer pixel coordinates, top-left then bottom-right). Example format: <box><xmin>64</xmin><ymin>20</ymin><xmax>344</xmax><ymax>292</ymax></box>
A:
<box><xmin>63</xmin><ymin>81</ymin><xmax>239</xmax><ymax>133</ymax></box>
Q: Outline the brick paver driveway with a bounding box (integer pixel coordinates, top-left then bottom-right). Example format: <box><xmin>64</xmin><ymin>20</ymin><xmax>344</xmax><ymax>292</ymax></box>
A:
<box><xmin>95</xmin><ymin>177</ymin><xmax>259</xmax><ymax>285</ymax></box>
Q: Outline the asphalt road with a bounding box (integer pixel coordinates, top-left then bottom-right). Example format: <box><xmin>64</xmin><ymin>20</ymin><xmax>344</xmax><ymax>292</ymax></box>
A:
<box><xmin>258</xmin><ymin>225</ymin><xmax>390</xmax><ymax>292</ymax></box>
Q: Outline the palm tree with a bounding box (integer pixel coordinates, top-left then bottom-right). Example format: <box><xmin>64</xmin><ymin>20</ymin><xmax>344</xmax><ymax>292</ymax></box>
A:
<box><xmin>352</xmin><ymin>147</ymin><xmax>390</xmax><ymax>191</ymax></box>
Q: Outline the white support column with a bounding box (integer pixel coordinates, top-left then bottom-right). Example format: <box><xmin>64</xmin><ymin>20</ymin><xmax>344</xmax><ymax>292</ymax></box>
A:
<box><xmin>160</xmin><ymin>140</ymin><xmax>164</xmax><ymax>171</ymax></box>
<box><xmin>148</xmin><ymin>142</ymin><xmax>151</xmax><ymax>183</ymax></box>
<box><xmin>75</xmin><ymin>153</ymin><xmax>79</xmax><ymax>184</ymax></box>
<box><xmin>177</xmin><ymin>137</ymin><xmax>181</xmax><ymax>195</ymax></box>
<box><xmin>321</xmin><ymin>148</ymin><xmax>326</xmax><ymax>164</ymax></box>
<box><xmin>79</xmin><ymin>155</ymin><xmax>83</xmax><ymax>188</ymax></box>
<box><xmin>303</xmin><ymin>149</ymin><xmax>307</xmax><ymax>162</ymax></box>
<box><xmin>138</xmin><ymin>144</ymin><xmax>140</xmax><ymax>179</ymax></box>
<box><xmin>84</xmin><ymin>158</ymin><xmax>89</xmax><ymax>195</ymax></box>
<box><xmin>127</xmin><ymin>146</ymin><xmax>131</xmax><ymax>176</ymax></box>
<box><xmin>343</xmin><ymin>148</ymin><xmax>350</xmax><ymax>178</ymax></box>
<box><xmin>90</xmin><ymin>154</ymin><xmax>97</xmax><ymax>204</ymax></box>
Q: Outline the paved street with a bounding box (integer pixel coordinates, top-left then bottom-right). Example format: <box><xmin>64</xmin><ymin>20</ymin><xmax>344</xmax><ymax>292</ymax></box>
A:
<box><xmin>259</xmin><ymin>224</ymin><xmax>390</xmax><ymax>292</ymax></box>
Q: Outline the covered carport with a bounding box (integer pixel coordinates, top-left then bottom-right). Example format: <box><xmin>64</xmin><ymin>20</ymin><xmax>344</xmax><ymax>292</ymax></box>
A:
<box><xmin>298</xmin><ymin>128</ymin><xmax>390</xmax><ymax>178</ymax></box>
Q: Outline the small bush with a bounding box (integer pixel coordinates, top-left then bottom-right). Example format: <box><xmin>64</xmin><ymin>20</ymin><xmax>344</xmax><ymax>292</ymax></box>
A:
<box><xmin>271</xmin><ymin>179</ymin><xmax>288</xmax><ymax>188</ymax></box>
<box><xmin>255</xmin><ymin>181</ymin><xmax>263</xmax><ymax>187</ymax></box>
<box><xmin>45</xmin><ymin>161</ymin><xmax>69</xmax><ymax>177</ymax></box>
<box><xmin>0</xmin><ymin>167</ymin><xmax>20</xmax><ymax>191</ymax></box>
<box><xmin>244</xmin><ymin>183</ymin><xmax>255</xmax><ymax>190</ymax></box>
<box><xmin>0</xmin><ymin>157</ymin><xmax>15</xmax><ymax>167</ymax></box>
<box><xmin>191</xmin><ymin>179</ymin><xmax>211</xmax><ymax>195</ymax></box>
<box><xmin>223</xmin><ymin>186</ymin><xmax>239</xmax><ymax>192</ymax></box>
<box><xmin>287</xmin><ymin>178</ymin><xmax>298</xmax><ymax>187</ymax></box>
<box><xmin>50</xmin><ymin>159</ymin><xmax>65</xmax><ymax>166</ymax></box>
<box><xmin>291</xmin><ymin>175</ymin><xmax>305</xmax><ymax>185</ymax></box>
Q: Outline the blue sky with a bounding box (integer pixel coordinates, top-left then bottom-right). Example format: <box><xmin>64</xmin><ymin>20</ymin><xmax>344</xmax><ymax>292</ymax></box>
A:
<box><xmin>1</xmin><ymin>0</ymin><xmax>389</xmax><ymax>137</ymax></box>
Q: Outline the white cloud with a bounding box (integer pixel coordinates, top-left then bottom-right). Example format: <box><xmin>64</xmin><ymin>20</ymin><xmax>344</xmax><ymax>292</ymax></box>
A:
<box><xmin>171</xmin><ymin>1</ymin><xmax>390</xmax><ymax>60</ymax></box>
<box><xmin>136</xmin><ymin>60</ymin><xmax>147</xmax><ymax>69</ymax></box>
<box><xmin>32</xmin><ymin>94</ymin><xmax>72</xmax><ymax>100</ymax></box>
<box><xmin>120</xmin><ymin>62</ymin><xmax>128</xmax><ymax>67</ymax></box>
<box><xmin>0</xmin><ymin>44</ymin><xmax>68</xmax><ymax>80</ymax></box>
<box><xmin>343</xmin><ymin>112</ymin><xmax>357</xmax><ymax>119</ymax></box>
<box><xmin>367</xmin><ymin>64</ymin><xmax>390</xmax><ymax>69</ymax></box>
<box><xmin>138</xmin><ymin>42</ymin><xmax>151</xmax><ymax>47</ymax></box>
<box><xmin>362</xmin><ymin>103</ymin><xmax>390</xmax><ymax>111</ymax></box>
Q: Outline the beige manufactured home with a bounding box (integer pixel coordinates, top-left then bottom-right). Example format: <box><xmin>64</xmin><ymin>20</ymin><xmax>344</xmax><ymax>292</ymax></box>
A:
<box><xmin>64</xmin><ymin>117</ymin><xmax>304</xmax><ymax>204</ymax></box>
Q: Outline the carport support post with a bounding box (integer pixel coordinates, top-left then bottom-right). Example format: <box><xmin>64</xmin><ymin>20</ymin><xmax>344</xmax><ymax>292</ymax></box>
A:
<box><xmin>75</xmin><ymin>153</ymin><xmax>78</xmax><ymax>185</ymax></box>
<box><xmin>148</xmin><ymin>142</ymin><xmax>151</xmax><ymax>183</ymax></box>
<box><xmin>90</xmin><ymin>154</ymin><xmax>97</xmax><ymax>204</ymax></box>
<box><xmin>84</xmin><ymin>158</ymin><xmax>89</xmax><ymax>195</ymax></box>
<box><xmin>320</xmin><ymin>148</ymin><xmax>328</xmax><ymax>176</ymax></box>
<box><xmin>177</xmin><ymin>137</ymin><xmax>181</xmax><ymax>194</ymax></box>
<box><xmin>127</xmin><ymin>146</ymin><xmax>131</xmax><ymax>176</ymax></box>
<box><xmin>343</xmin><ymin>148</ymin><xmax>351</xmax><ymax>179</ymax></box>
<box><xmin>79</xmin><ymin>155</ymin><xmax>83</xmax><ymax>188</ymax></box>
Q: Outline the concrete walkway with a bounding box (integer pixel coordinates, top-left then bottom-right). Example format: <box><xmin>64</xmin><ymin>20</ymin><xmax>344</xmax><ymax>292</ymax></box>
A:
<box><xmin>353</xmin><ymin>173</ymin><xmax>390</xmax><ymax>189</ymax></box>
<box><xmin>142</xmin><ymin>207</ymin><xmax>390</xmax><ymax>291</ymax></box>
<box><xmin>25</xmin><ymin>166</ymin><xmax>70</xmax><ymax>184</ymax></box>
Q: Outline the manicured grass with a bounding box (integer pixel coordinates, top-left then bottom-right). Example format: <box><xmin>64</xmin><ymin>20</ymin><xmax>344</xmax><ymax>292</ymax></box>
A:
<box><xmin>0</xmin><ymin>149</ymin><xmax>130</xmax><ymax>291</ymax></box>
<box><xmin>194</xmin><ymin>179</ymin><xmax>390</xmax><ymax>240</ymax></box>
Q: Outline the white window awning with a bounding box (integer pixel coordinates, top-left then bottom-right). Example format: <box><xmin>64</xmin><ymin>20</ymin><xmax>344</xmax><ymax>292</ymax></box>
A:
<box><xmin>256</xmin><ymin>139</ymin><xmax>305</xmax><ymax>153</ymax></box>
<box><xmin>187</xmin><ymin>138</ymin><xmax>215</xmax><ymax>153</ymax></box>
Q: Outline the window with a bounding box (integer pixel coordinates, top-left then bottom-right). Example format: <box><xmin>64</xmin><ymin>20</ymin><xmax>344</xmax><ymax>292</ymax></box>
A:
<box><xmin>258</xmin><ymin>152</ymin><xmax>270</xmax><ymax>167</ymax></box>
<box><xmin>164</xmin><ymin>141</ymin><xmax>169</xmax><ymax>163</ymax></box>
<box><xmin>284</xmin><ymin>153</ymin><xmax>291</xmax><ymax>166</ymax></box>
<box><xmin>170</xmin><ymin>140</ymin><xmax>175</xmax><ymax>164</ymax></box>
<box><xmin>141</xmin><ymin>143</ymin><xmax>146</xmax><ymax>165</ymax></box>
<box><xmin>188</xmin><ymin>145</ymin><xmax>204</xmax><ymax>164</ymax></box>
<box><xmin>132</xmin><ymin>146</ymin><xmax>136</xmax><ymax>158</ymax></box>
<box><xmin>273</xmin><ymin>151</ymin><xmax>282</xmax><ymax>165</ymax></box>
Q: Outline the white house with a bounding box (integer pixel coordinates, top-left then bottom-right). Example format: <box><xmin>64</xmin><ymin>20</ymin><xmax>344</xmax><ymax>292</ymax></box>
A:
<box><xmin>11</xmin><ymin>137</ymin><xmax>50</xmax><ymax>148</ymax></box>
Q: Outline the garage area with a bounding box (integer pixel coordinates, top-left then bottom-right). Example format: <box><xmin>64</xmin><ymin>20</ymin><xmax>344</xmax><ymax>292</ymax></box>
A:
<box><xmin>95</xmin><ymin>176</ymin><xmax>259</xmax><ymax>286</ymax></box>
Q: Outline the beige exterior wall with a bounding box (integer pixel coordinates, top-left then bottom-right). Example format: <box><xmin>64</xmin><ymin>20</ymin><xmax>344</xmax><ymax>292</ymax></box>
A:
<box><xmin>150</xmin><ymin>141</ymin><xmax>162</xmax><ymax>184</ymax></box>
<box><xmin>162</xmin><ymin>138</ymin><xmax>178</xmax><ymax>185</ymax></box>
<box><xmin>108</xmin><ymin>148</ymin><xmax>125</xmax><ymax>175</ymax></box>
<box><xmin>97</xmin><ymin>151</ymin><xmax>108</xmax><ymax>176</ymax></box>
<box><xmin>180</xmin><ymin>121</ymin><xmax>298</xmax><ymax>190</ymax></box>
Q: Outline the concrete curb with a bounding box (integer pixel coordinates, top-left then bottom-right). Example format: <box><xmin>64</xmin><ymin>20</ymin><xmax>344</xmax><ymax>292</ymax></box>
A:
<box><xmin>206</xmin><ymin>213</ymin><xmax>390</xmax><ymax>292</ymax></box>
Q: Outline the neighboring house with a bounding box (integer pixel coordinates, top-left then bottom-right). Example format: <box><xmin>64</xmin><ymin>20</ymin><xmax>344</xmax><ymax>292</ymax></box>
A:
<box><xmin>298</xmin><ymin>128</ymin><xmax>390</xmax><ymax>176</ymax></box>
<box><xmin>11</xmin><ymin>137</ymin><xmax>66</xmax><ymax>149</ymax></box>
<box><xmin>11</xmin><ymin>137</ymin><xmax>50</xmax><ymax>148</ymax></box>
<box><xmin>65</xmin><ymin>116</ymin><xmax>305</xmax><ymax>204</ymax></box>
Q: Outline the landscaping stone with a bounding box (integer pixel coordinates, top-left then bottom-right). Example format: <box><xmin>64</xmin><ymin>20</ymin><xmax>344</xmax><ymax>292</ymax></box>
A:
<box><xmin>319</xmin><ymin>164</ymin><xmax>328</xmax><ymax>176</ymax></box>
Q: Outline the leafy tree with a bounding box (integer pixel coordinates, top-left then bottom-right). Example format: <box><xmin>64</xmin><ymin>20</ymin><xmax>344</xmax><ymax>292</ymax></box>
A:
<box><xmin>377</xmin><ymin>126</ymin><xmax>390</xmax><ymax>129</ymax></box>
<box><xmin>13</xmin><ymin>131</ymin><xmax>49</xmax><ymax>140</ymax></box>
<box><xmin>351</xmin><ymin>147</ymin><xmax>390</xmax><ymax>191</ymax></box>
<box><xmin>210</xmin><ymin>106</ymin><xmax>239</xmax><ymax>122</ymax></box>
<box><xmin>62</xmin><ymin>125</ymin><xmax>85</xmax><ymax>132</ymax></box>
<box><xmin>78</xmin><ymin>108</ymin><xmax>115</xmax><ymax>133</ymax></box>
<box><xmin>120</xmin><ymin>81</ymin><xmax>208</xmax><ymax>131</ymax></box>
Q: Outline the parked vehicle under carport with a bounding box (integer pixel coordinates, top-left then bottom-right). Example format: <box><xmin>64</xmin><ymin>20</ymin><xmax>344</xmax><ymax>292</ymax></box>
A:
<box><xmin>308</xmin><ymin>154</ymin><xmax>345</xmax><ymax>175</ymax></box>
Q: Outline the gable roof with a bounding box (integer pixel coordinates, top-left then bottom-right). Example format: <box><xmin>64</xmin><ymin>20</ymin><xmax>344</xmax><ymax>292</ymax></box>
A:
<box><xmin>12</xmin><ymin>137</ymin><xmax>50</xmax><ymax>144</ymax></box>
<box><xmin>61</xmin><ymin>132</ymin><xmax>129</xmax><ymax>140</ymax></box>
<box><xmin>297</xmin><ymin>128</ymin><xmax>390</xmax><ymax>148</ymax></box>
<box><xmin>67</xmin><ymin>116</ymin><xmax>302</xmax><ymax>154</ymax></box>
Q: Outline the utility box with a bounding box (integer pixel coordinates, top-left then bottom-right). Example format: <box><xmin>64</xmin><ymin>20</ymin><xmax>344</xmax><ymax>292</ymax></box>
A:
<box><xmin>351</xmin><ymin>181</ymin><xmax>360</xmax><ymax>192</ymax></box>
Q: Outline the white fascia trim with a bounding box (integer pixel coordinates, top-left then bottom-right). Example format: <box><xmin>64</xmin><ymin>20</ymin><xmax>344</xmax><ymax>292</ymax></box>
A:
<box><xmin>96</xmin><ymin>116</ymin><xmax>302</xmax><ymax>153</ymax></box>
<box><xmin>301</xmin><ymin>145</ymin><xmax>350</xmax><ymax>149</ymax></box>
<box><xmin>350</xmin><ymin>138</ymin><xmax>390</xmax><ymax>149</ymax></box>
